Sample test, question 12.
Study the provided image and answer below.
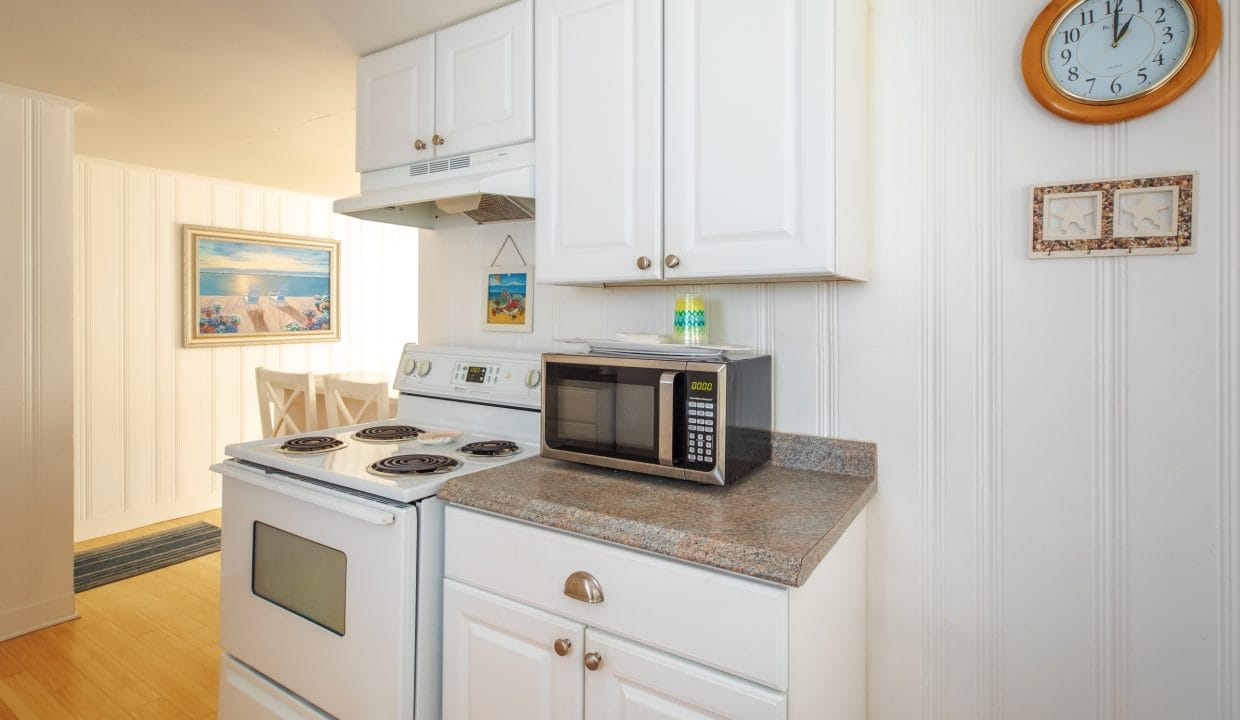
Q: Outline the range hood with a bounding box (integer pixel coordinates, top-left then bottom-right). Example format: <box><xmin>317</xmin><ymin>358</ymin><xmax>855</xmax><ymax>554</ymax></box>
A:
<box><xmin>333</xmin><ymin>142</ymin><xmax>535</xmax><ymax>229</ymax></box>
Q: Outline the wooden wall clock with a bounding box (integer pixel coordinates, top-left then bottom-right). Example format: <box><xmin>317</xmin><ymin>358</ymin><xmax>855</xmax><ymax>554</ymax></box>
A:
<box><xmin>1022</xmin><ymin>0</ymin><xmax>1223</xmax><ymax>123</ymax></box>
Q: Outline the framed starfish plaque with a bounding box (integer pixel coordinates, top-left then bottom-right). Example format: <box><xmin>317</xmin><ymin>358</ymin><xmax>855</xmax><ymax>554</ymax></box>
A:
<box><xmin>1030</xmin><ymin>173</ymin><xmax>1195</xmax><ymax>258</ymax></box>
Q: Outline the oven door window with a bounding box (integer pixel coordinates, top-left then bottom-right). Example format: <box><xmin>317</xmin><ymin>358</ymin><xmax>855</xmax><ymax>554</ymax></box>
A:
<box><xmin>543</xmin><ymin>364</ymin><xmax>667</xmax><ymax>463</ymax></box>
<box><xmin>252</xmin><ymin>521</ymin><xmax>347</xmax><ymax>636</ymax></box>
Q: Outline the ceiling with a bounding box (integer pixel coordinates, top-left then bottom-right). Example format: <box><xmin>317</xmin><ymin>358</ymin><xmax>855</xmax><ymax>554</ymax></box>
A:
<box><xmin>0</xmin><ymin>0</ymin><xmax>505</xmax><ymax>198</ymax></box>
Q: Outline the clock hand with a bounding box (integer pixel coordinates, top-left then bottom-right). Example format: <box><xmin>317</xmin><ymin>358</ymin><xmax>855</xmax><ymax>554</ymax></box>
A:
<box><xmin>1112</xmin><ymin>8</ymin><xmax>1120</xmax><ymax>46</ymax></box>
<box><xmin>1116</xmin><ymin>13</ymin><xmax>1135</xmax><ymax>44</ymax></box>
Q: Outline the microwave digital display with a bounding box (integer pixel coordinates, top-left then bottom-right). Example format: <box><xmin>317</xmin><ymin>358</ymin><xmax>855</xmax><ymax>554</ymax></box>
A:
<box><xmin>465</xmin><ymin>366</ymin><xmax>487</xmax><ymax>384</ymax></box>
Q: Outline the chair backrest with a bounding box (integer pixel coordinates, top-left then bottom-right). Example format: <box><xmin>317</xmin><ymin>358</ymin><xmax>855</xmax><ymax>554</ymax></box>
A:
<box><xmin>255</xmin><ymin>367</ymin><xmax>317</xmax><ymax>438</ymax></box>
<box><xmin>246</xmin><ymin>285</ymin><xmax>261</xmax><ymax>304</ymax></box>
<box><xmin>324</xmin><ymin>376</ymin><xmax>393</xmax><ymax>427</ymax></box>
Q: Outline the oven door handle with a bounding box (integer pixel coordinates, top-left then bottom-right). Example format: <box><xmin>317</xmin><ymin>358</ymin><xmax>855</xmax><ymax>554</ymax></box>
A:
<box><xmin>658</xmin><ymin>371</ymin><xmax>681</xmax><ymax>467</ymax></box>
<box><xmin>216</xmin><ymin>462</ymin><xmax>397</xmax><ymax>526</ymax></box>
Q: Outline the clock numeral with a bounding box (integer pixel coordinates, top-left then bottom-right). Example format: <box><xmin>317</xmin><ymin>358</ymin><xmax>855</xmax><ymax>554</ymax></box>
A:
<box><xmin>1085</xmin><ymin>77</ymin><xmax>1097</xmax><ymax>94</ymax></box>
<box><xmin>1136</xmin><ymin>0</ymin><xmax>1144</xmax><ymax>12</ymax></box>
<box><xmin>1061</xmin><ymin>48</ymin><xmax>1073</xmax><ymax>65</ymax></box>
<box><xmin>1068</xmin><ymin>66</ymin><xmax>1080</xmax><ymax>81</ymax></box>
<box><xmin>1062</xmin><ymin>27</ymin><xmax>1082</xmax><ymax>44</ymax></box>
<box><xmin>1079</xmin><ymin>9</ymin><xmax>1095</xmax><ymax>25</ymax></box>
<box><xmin>1163</xmin><ymin>26</ymin><xmax>1174</xmax><ymax>43</ymax></box>
<box><xmin>1137</xmin><ymin>67</ymin><xmax>1149</xmax><ymax>84</ymax></box>
<box><xmin>1110</xmin><ymin>78</ymin><xmax>1123</xmax><ymax>94</ymax></box>
<box><xmin>1154</xmin><ymin>51</ymin><xmax>1166</xmax><ymax>65</ymax></box>
<box><xmin>1105</xmin><ymin>0</ymin><xmax>1125</xmax><ymax>13</ymax></box>
<box><xmin>1155</xmin><ymin>7</ymin><xmax>1166</xmax><ymax>22</ymax></box>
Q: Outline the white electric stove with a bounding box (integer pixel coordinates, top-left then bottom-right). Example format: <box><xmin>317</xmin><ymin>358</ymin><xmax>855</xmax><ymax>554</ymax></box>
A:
<box><xmin>213</xmin><ymin>344</ymin><xmax>542</xmax><ymax>720</ymax></box>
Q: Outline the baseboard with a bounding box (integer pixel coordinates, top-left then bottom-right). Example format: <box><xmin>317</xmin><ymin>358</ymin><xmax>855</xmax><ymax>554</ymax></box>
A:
<box><xmin>0</xmin><ymin>594</ymin><xmax>77</xmax><ymax>642</ymax></box>
<box><xmin>74</xmin><ymin>494</ymin><xmax>222</xmax><ymax>542</ymax></box>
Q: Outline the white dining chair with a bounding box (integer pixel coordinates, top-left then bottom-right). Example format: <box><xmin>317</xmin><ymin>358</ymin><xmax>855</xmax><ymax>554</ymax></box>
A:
<box><xmin>324</xmin><ymin>375</ymin><xmax>393</xmax><ymax>427</ymax></box>
<box><xmin>256</xmin><ymin>367</ymin><xmax>317</xmax><ymax>438</ymax></box>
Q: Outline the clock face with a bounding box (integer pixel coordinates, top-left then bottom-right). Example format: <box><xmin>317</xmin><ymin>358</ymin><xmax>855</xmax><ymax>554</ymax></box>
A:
<box><xmin>1044</xmin><ymin>0</ymin><xmax>1196</xmax><ymax>104</ymax></box>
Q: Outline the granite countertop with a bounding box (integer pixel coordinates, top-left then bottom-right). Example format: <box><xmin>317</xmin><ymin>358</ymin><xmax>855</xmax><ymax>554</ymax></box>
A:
<box><xmin>437</xmin><ymin>433</ymin><xmax>876</xmax><ymax>587</ymax></box>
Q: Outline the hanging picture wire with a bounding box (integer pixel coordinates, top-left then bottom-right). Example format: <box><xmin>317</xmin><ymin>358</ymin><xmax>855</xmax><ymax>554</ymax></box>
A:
<box><xmin>489</xmin><ymin>234</ymin><xmax>529</xmax><ymax>268</ymax></box>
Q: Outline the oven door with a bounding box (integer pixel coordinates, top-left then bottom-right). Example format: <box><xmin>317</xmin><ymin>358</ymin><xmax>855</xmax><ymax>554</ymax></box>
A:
<box><xmin>541</xmin><ymin>356</ymin><xmax>686</xmax><ymax>471</ymax></box>
<box><xmin>217</xmin><ymin>461</ymin><xmax>418</xmax><ymax>720</ymax></box>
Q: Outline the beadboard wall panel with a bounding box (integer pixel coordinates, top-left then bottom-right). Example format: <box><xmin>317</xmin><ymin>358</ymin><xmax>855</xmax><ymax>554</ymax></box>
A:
<box><xmin>418</xmin><ymin>0</ymin><xmax>1239</xmax><ymax>715</ymax></box>
<box><xmin>73</xmin><ymin>157</ymin><xmax>419</xmax><ymax>541</ymax></box>
<box><xmin>0</xmin><ymin>84</ymin><xmax>76</xmax><ymax>640</ymax></box>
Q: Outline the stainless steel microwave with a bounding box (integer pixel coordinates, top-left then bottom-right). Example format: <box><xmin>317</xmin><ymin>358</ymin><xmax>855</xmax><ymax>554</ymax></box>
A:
<box><xmin>540</xmin><ymin>353</ymin><xmax>772</xmax><ymax>485</ymax></box>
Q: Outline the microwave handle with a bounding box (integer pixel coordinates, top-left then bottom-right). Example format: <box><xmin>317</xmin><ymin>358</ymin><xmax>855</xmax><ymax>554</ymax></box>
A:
<box><xmin>658</xmin><ymin>371</ymin><xmax>680</xmax><ymax>467</ymax></box>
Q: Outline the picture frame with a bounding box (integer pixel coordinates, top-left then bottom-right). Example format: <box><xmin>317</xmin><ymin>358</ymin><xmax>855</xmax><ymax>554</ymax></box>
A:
<box><xmin>182</xmin><ymin>225</ymin><xmax>340</xmax><ymax>348</ymax></box>
<box><xmin>482</xmin><ymin>266</ymin><xmax>533</xmax><ymax>333</ymax></box>
<box><xmin>1029</xmin><ymin>173</ymin><xmax>1196</xmax><ymax>258</ymax></box>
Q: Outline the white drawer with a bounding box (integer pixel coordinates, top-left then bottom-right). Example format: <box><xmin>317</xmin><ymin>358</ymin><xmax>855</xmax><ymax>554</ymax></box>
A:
<box><xmin>444</xmin><ymin>506</ymin><xmax>790</xmax><ymax>690</ymax></box>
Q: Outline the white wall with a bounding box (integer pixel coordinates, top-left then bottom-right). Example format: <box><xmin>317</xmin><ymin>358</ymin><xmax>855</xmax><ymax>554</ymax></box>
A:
<box><xmin>0</xmin><ymin>84</ymin><xmax>76</xmax><ymax>640</ymax></box>
<box><xmin>73</xmin><ymin>157</ymin><xmax>420</xmax><ymax>541</ymax></box>
<box><xmin>419</xmin><ymin>0</ymin><xmax>1240</xmax><ymax>714</ymax></box>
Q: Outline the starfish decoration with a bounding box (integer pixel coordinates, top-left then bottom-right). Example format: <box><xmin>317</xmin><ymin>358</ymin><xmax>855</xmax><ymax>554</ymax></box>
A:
<box><xmin>1052</xmin><ymin>199</ymin><xmax>1095</xmax><ymax>236</ymax></box>
<box><xmin>1123</xmin><ymin>193</ymin><xmax>1170</xmax><ymax>232</ymax></box>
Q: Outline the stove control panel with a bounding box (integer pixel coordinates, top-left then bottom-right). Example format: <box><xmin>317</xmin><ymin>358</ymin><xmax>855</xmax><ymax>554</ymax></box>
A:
<box><xmin>394</xmin><ymin>344</ymin><xmax>542</xmax><ymax>409</ymax></box>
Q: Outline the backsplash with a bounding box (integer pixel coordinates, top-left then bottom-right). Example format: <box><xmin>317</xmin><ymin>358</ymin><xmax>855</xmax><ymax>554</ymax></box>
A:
<box><xmin>417</xmin><ymin>218</ymin><xmax>844</xmax><ymax>436</ymax></box>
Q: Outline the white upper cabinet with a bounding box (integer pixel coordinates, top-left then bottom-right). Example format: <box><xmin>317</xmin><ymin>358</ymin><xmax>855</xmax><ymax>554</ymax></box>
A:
<box><xmin>435</xmin><ymin>0</ymin><xmax>534</xmax><ymax>158</ymax></box>
<box><xmin>535</xmin><ymin>0</ymin><xmax>663</xmax><ymax>284</ymax></box>
<box><xmin>356</xmin><ymin>35</ymin><xmax>435</xmax><ymax>172</ymax></box>
<box><xmin>536</xmin><ymin>0</ymin><xmax>868</xmax><ymax>285</ymax></box>
<box><xmin>354</xmin><ymin>0</ymin><xmax>533</xmax><ymax>173</ymax></box>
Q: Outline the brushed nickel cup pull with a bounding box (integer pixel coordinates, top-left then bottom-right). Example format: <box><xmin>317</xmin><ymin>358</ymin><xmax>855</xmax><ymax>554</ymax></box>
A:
<box><xmin>414</xmin><ymin>139</ymin><xmax>427</xmax><ymax>150</ymax></box>
<box><xmin>554</xmin><ymin>638</ymin><xmax>572</xmax><ymax>657</ymax></box>
<box><xmin>636</xmin><ymin>256</ymin><xmax>652</xmax><ymax>270</ymax></box>
<box><xmin>432</xmin><ymin>134</ymin><xmax>445</xmax><ymax>146</ymax></box>
<box><xmin>563</xmin><ymin>570</ymin><xmax>604</xmax><ymax>604</ymax></box>
<box><xmin>664</xmin><ymin>254</ymin><xmax>681</xmax><ymax>269</ymax></box>
<box><xmin>584</xmin><ymin>652</ymin><xmax>603</xmax><ymax>671</ymax></box>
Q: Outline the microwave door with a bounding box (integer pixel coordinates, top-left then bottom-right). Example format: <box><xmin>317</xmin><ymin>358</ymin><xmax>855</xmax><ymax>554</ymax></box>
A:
<box><xmin>545</xmin><ymin>364</ymin><xmax>670</xmax><ymax>464</ymax></box>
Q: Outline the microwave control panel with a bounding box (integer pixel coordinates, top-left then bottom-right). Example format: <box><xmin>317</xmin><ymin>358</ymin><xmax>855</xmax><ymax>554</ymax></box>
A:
<box><xmin>685</xmin><ymin>372</ymin><xmax>718</xmax><ymax>469</ymax></box>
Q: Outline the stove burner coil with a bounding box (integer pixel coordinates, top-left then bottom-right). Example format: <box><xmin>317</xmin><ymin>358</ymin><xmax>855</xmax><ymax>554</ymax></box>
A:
<box><xmin>352</xmin><ymin>425</ymin><xmax>424</xmax><ymax>443</ymax></box>
<box><xmin>367</xmin><ymin>454</ymin><xmax>462</xmax><ymax>477</ymax></box>
<box><xmin>457</xmin><ymin>440</ymin><xmax>522</xmax><ymax>458</ymax></box>
<box><xmin>276</xmin><ymin>436</ymin><xmax>346</xmax><ymax>455</ymax></box>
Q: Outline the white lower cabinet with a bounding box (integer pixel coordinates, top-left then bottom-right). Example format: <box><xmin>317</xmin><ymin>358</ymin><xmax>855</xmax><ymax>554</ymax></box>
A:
<box><xmin>443</xmin><ymin>506</ymin><xmax>868</xmax><ymax>720</ymax></box>
<box><xmin>584</xmin><ymin>630</ymin><xmax>786</xmax><ymax>720</ymax></box>
<box><xmin>443</xmin><ymin>579</ymin><xmax>783</xmax><ymax>720</ymax></box>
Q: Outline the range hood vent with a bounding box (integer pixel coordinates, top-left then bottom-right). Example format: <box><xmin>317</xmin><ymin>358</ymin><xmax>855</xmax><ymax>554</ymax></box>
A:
<box><xmin>333</xmin><ymin>142</ymin><xmax>535</xmax><ymax>229</ymax></box>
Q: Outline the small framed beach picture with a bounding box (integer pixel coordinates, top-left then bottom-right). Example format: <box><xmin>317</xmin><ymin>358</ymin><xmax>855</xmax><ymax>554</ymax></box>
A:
<box><xmin>182</xmin><ymin>225</ymin><xmax>340</xmax><ymax>348</ymax></box>
<box><xmin>482</xmin><ymin>266</ymin><xmax>533</xmax><ymax>333</ymax></box>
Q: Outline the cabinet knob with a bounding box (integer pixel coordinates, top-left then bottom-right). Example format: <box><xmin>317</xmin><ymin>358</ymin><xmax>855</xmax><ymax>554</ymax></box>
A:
<box><xmin>636</xmin><ymin>256</ymin><xmax>652</xmax><ymax>270</ymax></box>
<box><xmin>664</xmin><ymin>254</ymin><xmax>681</xmax><ymax>269</ymax></box>
<box><xmin>553</xmin><ymin>638</ymin><xmax>572</xmax><ymax>657</ymax></box>
<box><xmin>432</xmin><ymin>134</ymin><xmax>445</xmax><ymax>146</ymax></box>
<box><xmin>583</xmin><ymin>652</ymin><xmax>603</xmax><ymax>671</ymax></box>
<box><xmin>414</xmin><ymin>139</ymin><xmax>427</xmax><ymax>151</ymax></box>
<box><xmin>563</xmin><ymin>570</ymin><xmax>604</xmax><ymax>604</ymax></box>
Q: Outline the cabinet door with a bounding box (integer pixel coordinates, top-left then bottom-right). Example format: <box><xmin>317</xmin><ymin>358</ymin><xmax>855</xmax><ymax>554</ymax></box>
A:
<box><xmin>664</xmin><ymin>0</ymin><xmax>837</xmax><ymax>280</ymax></box>
<box><xmin>534</xmin><ymin>0</ymin><xmax>663</xmax><ymax>284</ymax></box>
<box><xmin>443</xmin><ymin>579</ymin><xmax>584</xmax><ymax>720</ymax></box>
<box><xmin>356</xmin><ymin>35</ymin><xmax>435</xmax><ymax>172</ymax></box>
<box><xmin>584</xmin><ymin>630</ymin><xmax>787</xmax><ymax>720</ymax></box>
<box><xmin>434</xmin><ymin>0</ymin><xmax>534</xmax><ymax>157</ymax></box>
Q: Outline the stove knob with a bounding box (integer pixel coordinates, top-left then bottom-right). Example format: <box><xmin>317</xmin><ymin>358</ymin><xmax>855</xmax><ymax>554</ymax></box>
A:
<box><xmin>524</xmin><ymin>368</ymin><xmax>542</xmax><ymax>388</ymax></box>
<box><xmin>416</xmin><ymin>360</ymin><xmax>432</xmax><ymax>377</ymax></box>
<box><xmin>402</xmin><ymin>358</ymin><xmax>417</xmax><ymax>375</ymax></box>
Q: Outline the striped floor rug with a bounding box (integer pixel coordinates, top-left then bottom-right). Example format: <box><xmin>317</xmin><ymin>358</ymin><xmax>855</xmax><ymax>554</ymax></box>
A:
<box><xmin>74</xmin><ymin>521</ymin><xmax>221</xmax><ymax>593</ymax></box>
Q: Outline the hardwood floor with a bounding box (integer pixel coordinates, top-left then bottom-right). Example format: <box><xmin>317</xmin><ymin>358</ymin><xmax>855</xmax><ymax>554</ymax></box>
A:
<box><xmin>0</xmin><ymin>510</ymin><xmax>223</xmax><ymax>720</ymax></box>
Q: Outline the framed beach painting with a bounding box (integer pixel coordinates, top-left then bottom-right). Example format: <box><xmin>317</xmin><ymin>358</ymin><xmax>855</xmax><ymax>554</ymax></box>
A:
<box><xmin>183</xmin><ymin>226</ymin><xmax>339</xmax><ymax>348</ymax></box>
<box><xmin>482</xmin><ymin>266</ymin><xmax>533</xmax><ymax>333</ymax></box>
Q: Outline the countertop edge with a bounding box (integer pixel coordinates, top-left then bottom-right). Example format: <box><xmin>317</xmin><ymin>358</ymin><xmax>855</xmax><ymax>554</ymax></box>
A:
<box><xmin>793</xmin><ymin>478</ymin><xmax>877</xmax><ymax>586</ymax></box>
